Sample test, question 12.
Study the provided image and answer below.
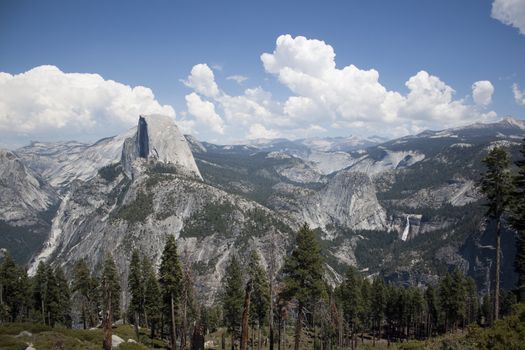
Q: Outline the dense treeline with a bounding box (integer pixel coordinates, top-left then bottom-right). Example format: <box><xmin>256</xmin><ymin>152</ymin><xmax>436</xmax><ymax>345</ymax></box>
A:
<box><xmin>0</xmin><ymin>140</ymin><xmax>524</xmax><ymax>350</ymax></box>
<box><xmin>0</xmin><ymin>237</ymin><xmax>519</xmax><ymax>349</ymax></box>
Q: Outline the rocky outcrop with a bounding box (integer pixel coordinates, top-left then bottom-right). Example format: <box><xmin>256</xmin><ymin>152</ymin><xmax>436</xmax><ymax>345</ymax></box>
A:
<box><xmin>269</xmin><ymin>170</ymin><xmax>388</xmax><ymax>237</ymax></box>
<box><xmin>11</xmin><ymin>116</ymin><xmax>525</xmax><ymax>299</ymax></box>
<box><xmin>0</xmin><ymin>149</ymin><xmax>58</xmax><ymax>224</ymax></box>
<box><xmin>0</xmin><ymin>149</ymin><xmax>59</xmax><ymax>263</ymax></box>
<box><xmin>28</xmin><ymin>162</ymin><xmax>291</xmax><ymax>301</ymax></box>
<box><xmin>121</xmin><ymin>115</ymin><xmax>202</xmax><ymax>180</ymax></box>
<box><xmin>16</xmin><ymin>130</ymin><xmax>135</xmax><ymax>191</ymax></box>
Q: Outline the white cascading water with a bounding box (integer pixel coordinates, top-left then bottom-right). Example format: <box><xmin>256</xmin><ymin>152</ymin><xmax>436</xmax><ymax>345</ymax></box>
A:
<box><xmin>401</xmin><ymin>215</ymin><xmax>410</xmax><ymax>241</ymax></box>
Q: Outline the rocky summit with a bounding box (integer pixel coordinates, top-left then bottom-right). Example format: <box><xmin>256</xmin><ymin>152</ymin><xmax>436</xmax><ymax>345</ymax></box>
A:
<box><xmin>2</xmin><ymin>115</ymin><xmax>525</xmax><ymax>303</ymax></box>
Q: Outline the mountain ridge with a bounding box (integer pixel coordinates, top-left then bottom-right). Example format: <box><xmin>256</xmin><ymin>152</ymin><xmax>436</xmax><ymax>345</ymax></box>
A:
<box><xmin>1</xmin><ymin>115</ymin><xmax>524</xmax><ymax>301</ymax></box>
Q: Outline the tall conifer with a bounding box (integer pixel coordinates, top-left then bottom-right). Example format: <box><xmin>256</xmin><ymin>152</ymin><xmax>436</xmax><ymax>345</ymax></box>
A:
<box><xmin>222</xmin><ymin>254</ymin><xmax>244</xmax><ymax>350</ymax></box>
<box><xmin>281</xmin><ymin>223</ymin><xmax>325</xmax><ymax>350</ymax></box>
<box><xmin>511</xmin><ymin>139</ymin><xmax>525</xmax><ymax>302</ymax></box>
<box><xmin>128</xmin><ymin>248</ymin><xmax>144</xmax><ymax>325</ymax></box>
<box><xmin>480</xmin><ymin>146</ymin><xmax>513</xmax><ymax>320</ymax></box>
<box><xmin>159</xmin><ymin>235</ymin><xmax>183</xmax><ymax>350</ymax></box>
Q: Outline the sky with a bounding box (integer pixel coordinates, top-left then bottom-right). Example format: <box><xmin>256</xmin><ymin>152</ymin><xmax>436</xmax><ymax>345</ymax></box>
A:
<box><xmin>1</xmin><ymin>0</ymin><xmax>525</xmax><ymax>148</ymax></box>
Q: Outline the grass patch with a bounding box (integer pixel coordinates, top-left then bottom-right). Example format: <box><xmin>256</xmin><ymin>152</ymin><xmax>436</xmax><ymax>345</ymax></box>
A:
<box><xmin>0</xmin><ymin>323</ymin><xmax>161</xmax><ymax>350</ymax></box>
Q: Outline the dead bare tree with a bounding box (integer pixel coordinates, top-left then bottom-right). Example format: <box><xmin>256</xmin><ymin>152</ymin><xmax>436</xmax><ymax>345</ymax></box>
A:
<box><xmin>240</xmin><ymin>280</ymin><xmax>253</xmax><ymax>350</ymax></box>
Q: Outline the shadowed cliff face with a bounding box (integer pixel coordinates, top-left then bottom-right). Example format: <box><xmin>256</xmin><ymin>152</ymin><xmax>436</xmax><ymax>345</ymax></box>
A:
<box><xmin>137</xmin><ymin>116</ymin><xmax>149</xmax><ymax>159</ymax></box>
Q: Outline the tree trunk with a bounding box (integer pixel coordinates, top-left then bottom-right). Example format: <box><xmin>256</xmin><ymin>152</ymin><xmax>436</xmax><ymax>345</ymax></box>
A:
<box><xmin>171</xmin><ymin>293</ymin><xmax>177</xmax><ymax>350</ymax></box>
<box><xmin>269</xmin><ymin>309</ymin><xmax>274</xmax><ymax>350</ymax></box>
<box><xmin>191</xmin><ymin>323</ymin><xmax>205</xmax><ymax>350</ymax></box>
<box><xmin>151</xmin><ymin>320</ymin><xmax>155</xmax><ymax>340</ymax></box>
<box><xmin>82</xmin><ymin>302</ymin><xmax>86</xmax><ymax>330</ymax></box>
<box><xmin>294</xmin><ymin>303</ymin><xmax>303</xmax><ymax>350</ymax></box>
<box><xmin>134</xmin><ymin>312</ymin><xmax>140</xmax><ymax>342</ymax></box>
<box><xmin>240</xmin><ymin>281</ymin><xmax>252</xmax><ymax>350</ymax></box>
<box><xmin>277</xmin><ymin>317</ymin><xmax>282</xmax><ymax>350</ymax></box>
<box><xmin>494</xmin><ymin>218</ymin><xmax>501</xmax><ymax>321</ymax></box>
<box><xmin>373</xmin><ymin>320</ymin><xmax>376</xmax><ymax>346</ymax></box>
<box><xmin>41</xmin><ymin>299</ymin><xmax>45</xmax><ymax>324</ymax></box>
<box><xmin>283</xmin><ymin>319</ymin><xmax>287</xmax><ymax>350</ymax></box>
<box><xmin>257</xmin><ymin>324</ymin><xmax>261</xmax><ymax>350</ymax></box>
<box><xmin>268</xmin><ymin>230</ymin><xmax>276</xmax><ymax>350</ymax></box>
<box><xmin>103</xmin><ymin>289</ymin><xmax>112</xmax><ymax>350</ymax></box>
<box><xmin>351</xmin><ymin>327</ymin><xmax>355</xmax><ymax>350</ymax></box>
<box><xmin>182</xmin><ymin>296</ymin><xmax>188</xmax><ymax>350</ymax></box>
<box><xmin>338</xmin><ymin>311</ymin><xmax>343</xmax><ymax>350</ymax></box>
<box><xmin>312</xmin><ymin>308</ymin><xmax>316</xmax><ymax>350</ymax></box>
<box><xmin>379</xmin><ymin>318</ymin><xmax>382</xmax><ymax>342</ymax></box>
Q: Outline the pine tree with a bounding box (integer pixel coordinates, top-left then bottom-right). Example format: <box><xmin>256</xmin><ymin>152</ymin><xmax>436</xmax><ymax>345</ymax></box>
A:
<box><xmin>179</xmin><ymin>263</ymin><xmax>197</xmax><ymax>350</ymax></box>
<box><xmin>247</xmin><ymin>250</ymin><xmax>270</xmax><ymax>350</ymax></box>
<box><xmin>384</xmin><ymin>285</ymin><xmax>398</xmax><ymax>343</ymax></box>
<box><xmin>370</xmin><ymin>277</ymin><xmax>385</xmax><ymax>344</ymax></box>
<box><xmin>143</xmin><ymin>255</ymin><xmax>161</xmax><ymax>338</ymax></box>
<box><xmin>159</xmin><ymin>235</ymin><xmax>183</xmax><ymax>350</ymax></box>
<box><xmin>281</xmin><ymin>223</ymin><xmax>325</xmax><ymax>350</ymax></box>
<box><xmin>359</xmin><ymin>278</ymin><xmax>372</xmax><ymax>340</ymax></box>
<box><xmin>72</xmin><ymin>259</ymin><xmax>98</xmax><ymax>329</ymax></box>
<box><xmin>222</xmin><ymin>254</ymin><xmax>244</xmax><ymax>350</ymax></box>
<box><xmin>100</xmin><ymin>254</ymin><xmax>121</xmax><ymax>320</ymax></box>
<box><xmin>101</xmin><ymin>254</ymin><xmax>121</xmax><ymax>350</ymax></box>
<box><xmin>407</xmin><ymin>287</ymin><xmax>424</xmax><ymax>339</ymax></box>
<box><xmin>338</xmin><ymin>266</ymin><xmax>362</xmax><ymax>349</ymax></box>
<box><xmin>511</xmin><ymin>139</ymin><xmax>525</xmax><ymax>302</ymax></box>
<box><xmin>54</xmin><ymin>266</ymin><xmax>72</xmax><ymax>327</ymax></box>
<box><xmin>128</xmin><ymin>248</ymin><xmax>144</xmax><ymax>326</ymax></box>
<box><xmin>451</xmin><ymin>270</ymin><xmax>467</xmax><ymax>328</ymax></box>
<box><xmin>45</xmin><ymin>264</ymin><xmax>60</xmax><ymax>326</ymax></box>
<box><xmin>439</xmin><ymin>271</ymin><xmax>467</xmax><ymax>331</ymax></box>
<box><xmin>499</xmin><ymin>289</ymin><xmax>517</xmax><ymax>317</ymax></box>
<box><xmin>438</xmin><ymin>273</ymin><xmax>454</xmax><ymax>332</ymax></box>
<box><xmin>1</xmin><ymin>253</ymin><xmax>31</xmax><ymax>322</ymax></box>
<box><xmin>424</xmin><ymin>286</ymin><xmax>439</xmax><ymax>338</ymax></box>
<box><xmin>480</xmin><ymin>146</ymin><xmax>513</xmax><ymax>320</ymax></box>
<box><xmin>33</xmin><ymin>261</ymin><xmax>48</xmax><ymax>324</ymax></box>
<box><xmin>481</xmin><ymin>293</ymin><xmax>493</xmax><ymax>325</ymax></box>
<box><xmin>465</xmin><ymin>277</ymin><xmax>478</xmax><ymax>325</ymax></box>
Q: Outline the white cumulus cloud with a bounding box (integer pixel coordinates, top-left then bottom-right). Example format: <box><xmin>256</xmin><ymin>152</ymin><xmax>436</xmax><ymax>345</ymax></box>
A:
<box><xmin>185</xmin><ymin>92</ymin><xmax>225</xmax><ymax>134</ymax></box>
<box><xmin>0</xmin><ymin>65</ymin><xmax>175</xmax><ymax>146</ymax></box>
<box><xmin>513</xmin><ymin>83</ymin><xmax>525</xmax><ymax>105</ymax></box>
<box><xmin>472</xmin><ymin>81</ymin><xmax>495</xmax><ymax>106</ymax></box>
<box><xmin>260</xmin><ymin>35</ymin><xmax>496</xmax><ymax>132</ymax></box>
<box><xmin>247</xmin><ymin>123</ymin><xmax>281</xmax><ymax>140</ymax></box>
<box><xmin>492</xmin><ymin>0</ymin><xmax>525</xmax><ymax>35</ymax></box>
<box><xmin>182</xmin><ymin>64</ymin><xmax>219</xmax><ymax>98</ymax></box>
<box><xmin>181</xmin><ymin>35</ymin><xmax>498</xmax><ymax>141</ymax></box>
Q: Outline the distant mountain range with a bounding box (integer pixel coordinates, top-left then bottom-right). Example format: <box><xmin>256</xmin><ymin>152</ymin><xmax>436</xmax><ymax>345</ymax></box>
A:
<box><xmin>1</xmin><ymin>116</ymin><xmax>524</xmax><ymax>301</ymax></box>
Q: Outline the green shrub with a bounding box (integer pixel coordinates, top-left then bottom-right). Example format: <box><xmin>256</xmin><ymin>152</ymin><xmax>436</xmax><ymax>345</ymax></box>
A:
<box><xmin>98</xmin><ymin>163</ymin><xmax>122</xmax><ymax>182</ymax></box>
<box><xmin>118</xmin><ymin>342</ymin><xmax>150</xmax><ymax>350</ymax></box>
<box><xmin>467</xmin><ymin>304</ymin><xmax>525</xmax><ymax>350</ymax></box>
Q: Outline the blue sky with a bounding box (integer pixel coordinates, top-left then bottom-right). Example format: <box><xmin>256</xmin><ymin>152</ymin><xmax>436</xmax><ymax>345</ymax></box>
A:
<box><xmin>0</xmin><ymin>0</ymin><xmax>524</xmax><ymax>146</ymax></box>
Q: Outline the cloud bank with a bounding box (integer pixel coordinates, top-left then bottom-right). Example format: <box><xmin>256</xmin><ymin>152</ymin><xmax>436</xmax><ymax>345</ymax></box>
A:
<box><xmin>184</xmin><ymin>35</ymin><xmax>497</xmax><ymax>140</ymax></box>
<box><xmin>0</xmin><ymin>35</ymin><xmax>503</xmax><ymax>146</ymax></box>
<box><xmin>492</xmin><ymin>0</ymin><xmax>525</xmax><ymax>35</ymax></box>
<box><xmin>0</xmin><ymin>65</ymin><xmax>174</xmax><ymax>146</ymax></box>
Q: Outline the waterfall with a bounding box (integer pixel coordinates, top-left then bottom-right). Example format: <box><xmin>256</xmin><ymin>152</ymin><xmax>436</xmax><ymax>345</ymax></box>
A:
<box><xmin>401</xmin><ymin>215</ymin><xmax>410</xmax><ymax>241</ymax></box>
